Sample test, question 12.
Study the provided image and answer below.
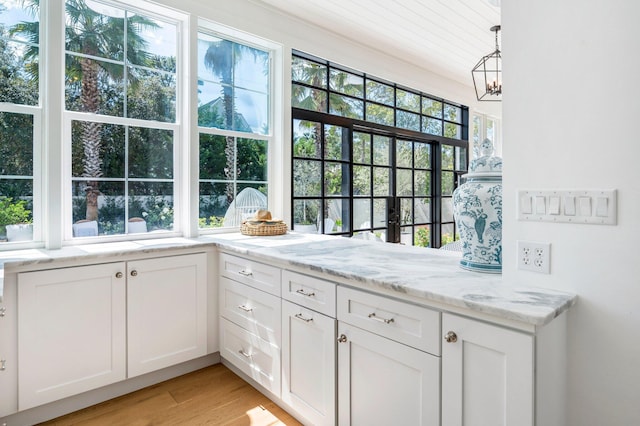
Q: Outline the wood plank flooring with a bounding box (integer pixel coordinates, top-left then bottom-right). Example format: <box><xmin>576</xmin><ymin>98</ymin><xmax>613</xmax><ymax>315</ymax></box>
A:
<box><xmin>38</xmin><ymin>364</ymin><xmax>303</xmax><ymax>426</ymax></box>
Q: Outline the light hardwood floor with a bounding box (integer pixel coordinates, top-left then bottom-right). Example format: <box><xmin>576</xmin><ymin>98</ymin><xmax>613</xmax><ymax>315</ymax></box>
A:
<box><xmin>38</xmin><ymin>364</ymin><xmax>303</xmax><ymax>426</ymax></box>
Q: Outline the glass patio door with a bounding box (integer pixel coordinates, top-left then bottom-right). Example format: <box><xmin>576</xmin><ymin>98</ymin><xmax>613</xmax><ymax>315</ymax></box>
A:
<box><xmin>292</xmin><ymin>115</ymin><xmax>458</xmax><ymax>247</ymax></box>
<box><xmin>352</xmin><ymin>129</ymin><xmax>434</xmax><ymax>245</ymax></box>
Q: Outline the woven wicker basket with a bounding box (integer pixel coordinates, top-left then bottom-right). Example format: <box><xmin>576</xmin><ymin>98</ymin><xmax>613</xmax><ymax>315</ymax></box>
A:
<box><xmin>240</xmin><ymin>220</ymin><xmax>287</xmax><ymax>236</ymax></box>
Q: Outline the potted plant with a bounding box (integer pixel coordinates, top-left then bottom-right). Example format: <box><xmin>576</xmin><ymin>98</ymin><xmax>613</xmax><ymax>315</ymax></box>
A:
<box><xmin>293</xmin><ymin>199</ymin><xmax>318</xmax><ymax>233</ymax></box>
<box><xmin>0</xmin><ymin>197</ymin><xmax>33</xmax><ymax>242</ymax></box>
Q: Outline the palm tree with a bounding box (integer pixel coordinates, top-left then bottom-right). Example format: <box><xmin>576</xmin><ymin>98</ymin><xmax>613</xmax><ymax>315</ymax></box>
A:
<box><xmin>13</xmin><ymin>0</ymin><xmax>157</xmax><ymax>221</ymax></box>
<box><xmin>203</xmin><ymin>39</ymin><xmax>267</xmax><ymax>205</ymax></box>
<box><xmin>65</xmin><ymin>0</ymin><xmax>156</xmax><ymax>220</ymax></box>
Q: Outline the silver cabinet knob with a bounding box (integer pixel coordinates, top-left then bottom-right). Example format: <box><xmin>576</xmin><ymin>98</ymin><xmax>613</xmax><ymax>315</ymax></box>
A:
<box><xmin>0</xmin><ymin>307</ymin><xmax>5</xmax><ymax>317</ymax></box>
<box><xmin>337</xmin><ymin>334</ymin><xmax>347</xmax><ymax>343</ymax></box>
<box><xmin>130</xmin><ymin>270</ymin><xmax>138</xmax><ymax>277</ymax></box>
<box><xmin>115</xmin><ymin>272</ymin><xmax>123</xmax><ymax>279</ymax></box>
<box><xmin>0</xmin><ymin>359</ymin><xmax>6</xmax><ymax>371</ymax></box>
<box><xmin>444</xmin><ymin>331</ymin><xmax>458</xmax><ymax>343</ymax></box>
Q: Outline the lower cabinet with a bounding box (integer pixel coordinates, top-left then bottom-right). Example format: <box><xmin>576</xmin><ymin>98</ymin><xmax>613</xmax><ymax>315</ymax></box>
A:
<box><xmin>336</xmin><ymin>285</ymin><xmax>441</xmax><ymax>426</ymax></box>
<box><xmin>18</xmin><ymin>262</ymin><xmax>127</xmax><ymax>411</ymax></box>
<box><xmin>337</xmin><ymin>323</ymin><xmax>440</xmax><ymax>426</ymax></box>
<box><xmin>127</xmin><ymin>254</ymin><xmax>208</xmax><ymax>377</ymax></box>
<box><xmin>218</xmin><ymin>258</ymin><xmax>282</xmax><ymax>397</ymax></box>
<box><xmin>219</xmin><ymin>253</ymin><xmax>565</xmax><ymax>426</ymax></box>
<box><xmin>17</xmin><ymin>253</ymin><xmax>208</xmax><ymax>410</ymax></box>
<box><xmin>281</xmin><ymin>300</ymin><xmax>336</xmax><ymax>426</ymax></box>
<box><xmin>441</xmin><ymin>313</ymin><xmax>534</xmax><ymax>426</ymax></box>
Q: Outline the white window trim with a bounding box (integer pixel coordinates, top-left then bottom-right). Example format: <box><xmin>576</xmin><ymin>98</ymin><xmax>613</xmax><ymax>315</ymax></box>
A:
<box><xmin>0</xmin><ymin>104</ymin><xmax>42</xmax><ymax>250</ymax></box>
<box><xmin>57</xmin><ymin>0</ymin><xmax>188</xmax><ymax>246</ymax></box>
<box><xmin>0</xmin><ymin>0</ymin><xmax>284</xmax><ymax>250</ymax></box>
<box><xmin>196</xmin><ymin>19</ymin><xmax>284</xmax><ymax>234</ymax></box>
<box><xmin>471</xmin><ymin>112</ymin><xmax>502</xmax><ymax>157</ymax></box>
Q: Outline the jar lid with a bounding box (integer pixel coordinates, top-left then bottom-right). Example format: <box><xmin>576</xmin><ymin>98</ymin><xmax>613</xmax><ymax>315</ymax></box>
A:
<box><xmin>468</xmin><ymin>138</ymin><xmax>502</xmax><ymax>175</ymax></box>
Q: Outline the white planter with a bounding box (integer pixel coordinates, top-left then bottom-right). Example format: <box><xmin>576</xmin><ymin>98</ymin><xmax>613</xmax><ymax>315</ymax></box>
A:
<box><xmin>294</xmin><ymin>223</ymin><xmax>317</xmax><ymax>234</ymax></box>
<box><xmin>6</xmin><ymin>223</ymin><xmax>33</xmax><ymax>242</ymax></box>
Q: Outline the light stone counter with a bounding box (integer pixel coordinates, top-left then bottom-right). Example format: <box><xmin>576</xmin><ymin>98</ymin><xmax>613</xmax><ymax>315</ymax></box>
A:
<box><xmin>0</xmin><ymin>238</ymin><xmax>212</xmax><ymax>303</ymax></box>
<box><xmin>206</xmin><ymin>232</ymin><xmax>576</xmax><ymax>326</ymax></box>
<box><xmin>0</xmin><ymin>233</ymin><xmax>576</xmax><ymax>326</ymax></box>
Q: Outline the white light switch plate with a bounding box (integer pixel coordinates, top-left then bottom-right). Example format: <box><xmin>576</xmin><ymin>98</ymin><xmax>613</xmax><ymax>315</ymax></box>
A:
<box><xmin>518</xmin><ymin>189</ymin><xmax>617</xmax><ymax>225</ymax></box>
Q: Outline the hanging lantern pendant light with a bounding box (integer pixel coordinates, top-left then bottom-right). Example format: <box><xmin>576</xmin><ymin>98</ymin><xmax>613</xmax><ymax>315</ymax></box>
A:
<box><xmin>472</xmin><ymin>25</ymin><xmax>502</xmax><ymax>101</ymax></box>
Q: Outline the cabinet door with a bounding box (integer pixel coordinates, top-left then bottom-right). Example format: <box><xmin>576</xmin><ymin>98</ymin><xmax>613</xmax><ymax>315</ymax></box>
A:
<box><xmin>127</xmin><ymin>253</ymin><xmax>207</xmax><ymax>377</ymax></box>
<box><xmin>18</xmin><ymin>263</ymin><xmax>126</xmax><ymax>410</ymax></box>
<box><xmin>337</xmin><ymin>322</ymin><xmax>440</xmax><ymax>426</ymax></box>
<box><xmin>441</xmin><ymin>313</ymin><xmax>534</xmax><ymax>426</ymax></box>
<box><xmin>282</xmin><ymin>300</ymin><xmax>336</xmax><ymax>426</ymax></box>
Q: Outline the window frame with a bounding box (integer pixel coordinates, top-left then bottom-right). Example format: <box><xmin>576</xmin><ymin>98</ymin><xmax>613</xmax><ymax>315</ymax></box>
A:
<box><xmin>60</xmin><ymin>0</ymin><xmax>184</xmax><ymax>244</ymax></box>
<box><xmin>472</xmin><ymin>112</ymin><xmax>502</xmax><ymax>154</ymax></box>
<box><xmin>291</xmin><ymin>51</ymin><xmax>469</xmax><ymax>248</ymax></box>
<box><xmin>0</xmin><ymin>0</ymin><xmax>285</xmax><ymax>251</ymax></box>
<box><xmin>62</xmin><ymin>111</ymin><xmax>182</xmax><ymax>242</ymax></box>
<box><xmin>0</xmin><ymin>0</ymin><xmax>43</xmax><ymax>248</ymax></box>
<box><xmin>196</xmin><ymin>19</ymin><xmax>278</xmax><ymax>234</ymax></box>
<box><xmin>0</xmin><ymin>104</ymin><xmax>42</xmax><ymax>247</ymax></box>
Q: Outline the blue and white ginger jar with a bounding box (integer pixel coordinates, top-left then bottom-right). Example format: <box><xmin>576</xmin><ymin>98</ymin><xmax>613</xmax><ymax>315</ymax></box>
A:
<box><xmin>452</xmin><ymin>138</ymin><xmax>502</xmax><ymax>273</ymax></box>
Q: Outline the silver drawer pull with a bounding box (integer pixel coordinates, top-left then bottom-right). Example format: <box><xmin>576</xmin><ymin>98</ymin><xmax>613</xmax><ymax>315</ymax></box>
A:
<box><xmin>368</xmin><ymin>312</ymin><xmax>394</xmax><ymax>324</ymax></box>
<box><xmin>0</xmin><ymin>307</ymin><xmax>6</xmax><ymax>317</ymax></box>
<box><xmin>238</xmin><ymin>349</ymin><xmax>252</xmax><ymax>358</ymax></box>
<box><xmin>0</xmin><ymin>359</ymin><xmax>6</xmax><ymax>371</ymax></box>
<box><xmin>237</xmin><ymin>304</ymin><xmax>253</xmax><ymax>312</ymax></box>
<box><xmin>295</xmin><ymin>289</ymin><xmax>316</xmax><ymax>297</ymax></box>
<box><xmin>238</xmin><ymin>270</ymin><xmax>253</xmax><ymax>277</ymax></box>
<box><xmin>295</xmin><ymin>313</ymin><xmax>313</xmax><ymax>323</ymax></box>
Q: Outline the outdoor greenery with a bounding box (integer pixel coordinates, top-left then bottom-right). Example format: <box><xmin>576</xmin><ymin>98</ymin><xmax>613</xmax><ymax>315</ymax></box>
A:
<box><xmin>197</xmin><ymin>33</ymin><xmax>270</xmax><ymax>228</ymax></box>
<box><xmin>0</xmin><ymin>7</ymin><xmax>37</xmax><ymax>234</ymax></box>
<box><xmin>1</xmin><ymin>1</ymin><xmax>270</xmax><ymax>239</ymax></box>
<box><xmin>0</xmin><ymin>197</ymin><xmax>32</xmax><ymax>237</ymax></box>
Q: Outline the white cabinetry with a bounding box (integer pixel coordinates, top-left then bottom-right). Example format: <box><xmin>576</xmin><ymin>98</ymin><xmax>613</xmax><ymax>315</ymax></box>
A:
<box><xmin>18</xmin><ymin>262</ymin><xmax>127</xmax><ymax>410</ymax></box>
<box><xmin>441</xmin><ymin>313</ymin><xmax>534</xmax><ymax>426</ymax></box>
<box><xmin>219</xmin><ymin>253</ymin><xmax>282</xmax><ymax>396</ymax></box>
<box><xmin>127</xmin><ymin>254</ymin><xmax>208</xmax><ymax>377</ymax></box>
<box><xmin>337</xmin><ymin>286</ymin><xmax>440</xmax><ymax>425</ymax></box>
<box><xmin>281</xmin><ymin>271</ymin><xmax>336</xmax><ymax>426</ymax></box>
<box><xmin>17</xmin><ymin>253</ymin><xmax>207</xmax><ymax>410</ymax></box>
<box><xmin>217</xmin><ymin>252</ymin><xmax>567</xmax><ymax>426</ymax></box>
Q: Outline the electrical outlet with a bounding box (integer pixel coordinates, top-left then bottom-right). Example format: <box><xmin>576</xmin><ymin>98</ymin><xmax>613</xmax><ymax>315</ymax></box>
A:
<box><xmin>517</xmin><ymin>241</ymin><xmax>551</xmax><ymax>274</ymax></box>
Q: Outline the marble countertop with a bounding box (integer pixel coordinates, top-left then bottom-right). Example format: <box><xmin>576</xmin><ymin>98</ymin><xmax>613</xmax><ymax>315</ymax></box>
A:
<box><xmin>207</xmin><ymin>233</ymin><xmax>576</xmax><ymax>326</ymax></box>
<box><xmin>0</xmin><ymin>233</ymin><xmax>577</xmax><ymax>326</ymax></box>
<box><xmin>0</xmin><ymin>238</ymin><xmax>212</xmax><ymax>303</ymax></box>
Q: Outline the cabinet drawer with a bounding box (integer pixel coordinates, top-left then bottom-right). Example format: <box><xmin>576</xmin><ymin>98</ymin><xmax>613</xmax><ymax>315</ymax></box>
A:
<box><xmin>282</xmin><ymin>270</ymin><xmax>336</xmax><ymax>317</ymax></box>
<box><xmin>337</xmin><ymin>287</ymin><xmax>440</xmax><ymax>355</ymax></box>
<box><xmin>220</xmin><ymin>318</ymin><xmax>281</xmax><ymax>397</ymax></box>
<box><xmin>219</xmin><ymin>277</ymin><xmax>281</xmax><ymax>348</ymax></box>
<box><xmin>219</xmin><ymin>253</ymin><xmax>281</xmax><ymax>296</ymax></box>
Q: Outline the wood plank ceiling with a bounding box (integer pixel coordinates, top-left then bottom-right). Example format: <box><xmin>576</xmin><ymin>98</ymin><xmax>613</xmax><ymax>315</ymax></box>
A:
<box><xmin>251</xmin><ymin>0</ymin><xmax>501</xmax><ymax>87</ymax></box>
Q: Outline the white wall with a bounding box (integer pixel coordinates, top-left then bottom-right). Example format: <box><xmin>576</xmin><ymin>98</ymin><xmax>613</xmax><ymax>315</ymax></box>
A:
<box><xmin>502</xmin><ymin>0</ymin><xmax>640</xmax><ymax>424</ymax></box>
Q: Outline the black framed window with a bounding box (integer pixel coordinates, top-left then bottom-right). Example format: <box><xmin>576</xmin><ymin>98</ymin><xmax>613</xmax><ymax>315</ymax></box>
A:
<box><xmin>291</xmin><ymin>51</ymin><xmax>468</xmax><ymax>247</ymax></box>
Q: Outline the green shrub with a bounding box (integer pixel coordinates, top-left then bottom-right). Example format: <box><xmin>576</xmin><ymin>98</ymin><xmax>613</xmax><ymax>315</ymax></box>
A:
<box><xmin>0</xmin><ymin>197</ymin><xmax>32</xmax><ymax>235</ymax></box>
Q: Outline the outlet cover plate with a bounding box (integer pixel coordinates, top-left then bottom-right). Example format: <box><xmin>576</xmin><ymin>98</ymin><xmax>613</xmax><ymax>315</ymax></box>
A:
<box><xmin>517</xmin><ymin>240</ymin><xmax>551</xmax><ymax>274</ymax></box>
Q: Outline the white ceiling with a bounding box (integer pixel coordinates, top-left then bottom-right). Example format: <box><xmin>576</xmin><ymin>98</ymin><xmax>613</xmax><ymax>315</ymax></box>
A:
<box><xmin>252</xmin><ymin>0</ymin><xmax>501</xmax><ymax>87</ymax></box>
